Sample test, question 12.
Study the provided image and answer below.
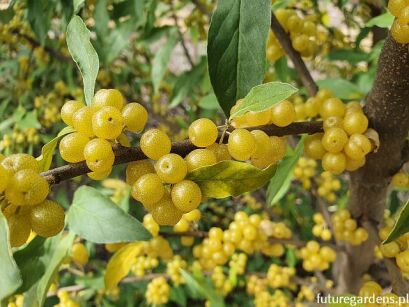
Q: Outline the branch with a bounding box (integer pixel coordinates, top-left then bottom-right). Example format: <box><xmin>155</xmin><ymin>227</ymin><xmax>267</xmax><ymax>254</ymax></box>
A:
<box><xmin>41</xmin><ymin>121</ymin><xmax>324</xmax><ymax>184</ymax></box>
<box><xmin>172</xmin><ymin>12</ymin><xmax>195</xmax><ymax>67</ymax></box>
<box><xmin>270</xmin><ymin>13</ymin><xmax>319</xmax><ymax>97</ymax></box>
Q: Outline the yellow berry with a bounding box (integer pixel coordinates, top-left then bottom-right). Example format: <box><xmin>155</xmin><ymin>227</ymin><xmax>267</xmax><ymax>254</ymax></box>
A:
<box><xmin>392</xmin><ymin>172</ymin><xmax>409</xmax><ymax>188</ymax></box>
<box><xmin>61</xmin><ymin>100</ymin><xmax>85</xmax><ymax>127</ymax></box>
<box><xmin>83</xmin><ymin>139</ymin><xmax>115</xmax><ymax>172</ymax></box>
<box><xmin>270</xmin><ymin>100</ymin><xmax>296</xmax><ymax>127</ymax></box>
<box><xmin>322</xmin><ymin>152</ymin><xmax>346</xmax><ymax>175</ymax></box>
<box><xmin>72</xmin><ymin>106</ymin><xmax>95</xmax><ymax>138</ymax></box>
<box><xmin>304</xmin><ymin>134</ymin><xmax>325</xmax><ymax>160</ymax></box>
<box><xmin>171</xmin><ymin>180</ymin><xmax>202</xmax><ymax>213</ymax></box>
<box><xmin>140</xmin><ymin>129</ymin><xmax>171</xmax><ymax>160</ymax></box>
<box><xmin>320</xmin><ymin>98</ymin><xmax>345</xmax><ymax>119</ymax></box>
<box><xmin>343</xmin><ymin>112</ymin><xmax>369</xmax><ymax>135</ymax></box>
<box><xmin>92</xmin><ymin>89</ymin><xmax>125</xmax><ymax>111</ymax></box>
<box><xmin>30</xmin><ymin>200</ymin><xmax>65</xmax><ymax>237</ymax></box>
<box><xmin>391</xmin><ymin>19</ymin><xmax>409</xmax><ymax>44</ymax></box>
<box><xmin>8</xmin><ymin>214</ymin><xmax>31</xmax><ymax>247</ymax></box>
<box><xmin>228</xmin><ymin>129</ymin><xmax>256</xmax><ymax>161</ymax></box>
<box><xmin>131</xmin><ymin>173</ymin><xmax>165</xmax><ymax>208</ymax></box>
<box><xmin>92</xmin><ymin>106</ymin><xmax>124</xmax><ymax>140</ymax></box>
<box><xmin>155</xmin><ymin>154</ymin><xmax>187</xmax><ymax>184</ymax></box>
<box><xmin>122</xmin><ymin>102</ymin><xmax>148</xmax><ymax>133</ymax></box>
<box><xmin>185</xmin><ymin>149</ymin><xmax>217</xmax><ymax>172</ymax></box>
<box><xmin>151</xmin><ymin>194</ymin><xmax>183</xmax><ymax>226</ymax></box>
<box><xmin>59</xmin><ymin>133</ymin><xmax>89</xmax><ymax>163</ymax></box>
<box><xmin>1</xmin><ymin>153</ymin><xmax>40</xmax><ymax>173</ymax></box>
<box><xmin>188</xmin><ymin>118</ymin><xmax>218</xmax><ymax>147</ymax></box>
<box><xmin>126</xmin><ymin>160</ymin><xmax>155</xmax><ymax>185</ymax></box>
<box><xmin>207</xmin><ymin>143</ymin><xmax>232</xmax><ymax>161</ymax></box>
<box><xmin>71</xmin><ymin>242</ymin><xmax>89</xmax><ymax>266</ymax></box>
<box><xmin>388</xmin><ymin>0</ymin><xmax>409</xmax><ymax>17</ymax></box>
<box><xmin>321</xmin><ymin>127</ymin><xmax>348</xmax><ymax>153</ymax></box>
<box><xmin>344</xmin><ymin>134</ymin><xmax>372</xmax><ymax>160</ymax></box>
<box><xmin>87</xmin><ymin>168</ymin><xmax>112</xmax><ymax>180</ymax></box>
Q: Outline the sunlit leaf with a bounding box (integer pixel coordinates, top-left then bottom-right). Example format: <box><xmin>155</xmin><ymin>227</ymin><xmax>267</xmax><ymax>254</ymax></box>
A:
<box><xmin>384</xmin><ymin>200</ymin><xmax>409</xmax><ymax>244</ymax></box>
<box><xmin>187</xmin><ymin>161</ymin><xmax>276</xmax><ymax>199</ymax></box>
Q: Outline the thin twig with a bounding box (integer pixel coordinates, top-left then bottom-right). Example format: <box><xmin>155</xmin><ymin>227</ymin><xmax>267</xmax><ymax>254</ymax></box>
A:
<box><xmin>270</xmin><ymin>13</ymin><xmax>319</xmax><ymax>96</ymax></box>
<box><xmin>41</xmin><ymin>121</ymin><xmax>324</xmax><ymax>184</ymax></box>
<box><xmin>172</xmin><ymin>12</ymin><xmax>194</xmax><ymax>67</ymax></box>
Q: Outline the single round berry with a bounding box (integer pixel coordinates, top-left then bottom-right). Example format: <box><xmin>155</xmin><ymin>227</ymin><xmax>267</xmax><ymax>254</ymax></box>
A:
<box><xmin>151</xmin><ymin>194</ymin><xmax>183</xmax><ymax>226</ymax></box>
<box><xmin>270</xmin><ymin>136</ymin><xmax>287</xmax><ymax>161</ymax></box>
<box><xmin>388</xmin><ymin>0</ymin><xmax>409</xmax><ymax>17</ymax></box>
<box><xmin>71</xmin><ymin>242</ymin><xmax>89</xmax><ymax>266</ymax></box>
<box><xmin>244</xmin><ymin>109</ymin><xmax>271</xmax><ymax>127</ymax></box>
<box><xmin>344</xmin><ymin>134</ymin><xmax>372</xmax><ymax>160</ymax></box>
<box><xmin>391</xmin><ymin>20</ymin><xmax>409</xmax><ymax>44</ymax></box>
<box><xmin>270</xmin><ymin>100</ymin><xmax>296</xmax><ymax>127</ymax></box>
<box><xmin>92</xmin><ymin>89</ymin><xmax>125</xmax><ymax>111</ymax></box>
<box><xmin>320</xmin><ymin>98</ymin><xmax>345</xmax><ymax>119</ymax></box>
<box><xmin>207</xmin><ymin>143</ymin><xmax>232</xmax><ymax>161</ymax></box>
<box><xmin>251</xmin><ymin>130</ymin><xmax>275</xmax><ymax>168</ymax></box>
<box><xmin>321</xmin><ymin>127</ymin><xmax>348</xmax><ymax>153</ymax></box>
<box><xmin>188</xmin><ymin>118</ymin><xmax>218</xmax><ymax>147</ymax></box>
<box><xmin>8</xmin><ymin>214</ymin><xmax>31</xmax><ymax>247</ymax></box>
<box><xmin>5</xmin><ymin>169</ymin><xmax>49</xmax><ymax>206</ymax></box>
<box><xmin>155</xmin><ymin>154</ymin><xmax>187</xmax><ymax>184</ymax></box>
<box><xmin>185</xmin><ymin>149</ymin><xmax>217</xmax><ymax>172</ymax></box>
<box><xmin>391</xmin><ymin>172</ymin><xmax>409</xmax><ymax>188</ymax></box>
<box><xmin>92</xmin><ymin>106</ymin><xmax>124</xmax><ymax>140</ymax></box>
<box><xmin>126</xmin><ymin>160</ymin><xmax>155</xmax><ymax>185</ymax></box>
<box><xmin>61</xmin><ymin>100</ymin><xmax>85</xmax><ymax>127</ymax></box>
<box><xmin>72</xmin><ymin>106</ymin><xmax>95</xmax><ymax>138</ymax></box>
<box><xmin>171</xmin><ymin>180</ymin><xmax>202</xmax><ymax>213</ymax></box>
<box><xmin>345</xmin><ymin>156</ymin><xmax>365</xmax><ymax>172</ymax></box>
<box><xmin>83</xmin><ymin>138</ymin><xmax>115</xmax><ymax>172</ymax></box>
<box><xmin>30</xmin><ymin>200</ymin><xmax>65</xmax><ymax>237</ymax></box>
<box><xmin>131</xmin><ymin>173</ymin><xmax>165</xmax><ymax>208</ymax></box>
<box><xmin>140</xmin><ymin>129</ymin><xmax>171</xmax><ymax>160</ymax></box>
<box><xmin>59</xmin><ymin>133</ymin><xmax>89</xmax><ymax>163</ymax></box>
<box><xmin>227</xmin><ymin>129</ymin><xmax>256</xmax><ymax>161</ymax></box>
<box><xmin>122</xmin><ymin>102</ymin><xmax>148</xmax><ymax>133</ymax></box>
<box><xmin>304</xmin><ymin>134</ymin><xmax>325</xmax><ymax>160</ymax></box>
<box><xmin>1</xmin><ymin>153</ymin><xmax>40</xmax><ymax>174</ymax></box>
<box><xmin>323</xmin><ymin>116</ymin><xmax>343</xmax><ymax>131</ymax></box>
<box><xmin>343</xmin><ymin>112</ymin><xmax>368</xmax><ymax>135</ymax></box>
<box><xmin>87</xmin><ymin>168</ymin><xmax>112</xmax><ymax>180</ymax></box>
<box><xmin>322</xmin><ymin>152</ymin><xmax>346</xmax><ymax>175</ymax></box>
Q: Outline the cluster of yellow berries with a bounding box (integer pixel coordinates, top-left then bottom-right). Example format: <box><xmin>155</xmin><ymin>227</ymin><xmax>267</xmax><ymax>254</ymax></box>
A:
<box><xmin>379</xmin><ymin>215</ymin><xmax>409</xmax><ymax>274</ymax></box>
<box><xmin>0</xmin><ymin>128</ymin><xmax>39</xmax><ymax>153</ymax></box>
<box><xmin>130</xmin><ymin>255</ymin><xmax>159</xmax><ymax>277</ymax></box>
<box><xmin>293</xmin><ymin>157</ymin><xmax>317</xmax><ymax>189</ymax></box>
<box><xmin>267</xmin><ymin>264</ymin><xmax>295</xmax><ymax>288</ymax></box>
<box><xmin>299</xmin><ymin>241</ymin><xmax>336</xmax><ymax>271</ymax></box>
<box><xmin>166</xmin><ymin>255</ymin><xmax>187</xmax><ymax>285</ymax></box>
<box><xmin>211</xmin><ymin>266</ymin><xmax>234</xmax><ymax>296</ymax></box>
<box><xmin>267</xmin><ymin>8</ymin><xmax>322</xmax><ymax>61</ymax></box>
<box><xmin>59</xmin><ymin>88</ymin><xmax>147</xmax><ymax>179</ymax></box>
<box><xmin>246</xmin><ymin>275</ymin><xmax>268</xmax><ymax>296</ymax></box>
<box><xmin>332</xmin><ymin>209</ymin><xmax>369</xmax><ymax>246</ymax></box>
<box><xmin>193</xmin><ymin>211</ymin><xmax>292</xmax><ymax>269</ymax></box>
<box><xmin>312</xmin><ymin>213</ymin><xmax>332</xmax><ymax>241</ymax></box>
<box><xmin>0</xmin><ymin>154</ymin><xmax>65</xmax><ymax>247</ymax></box>
<box><xmin>173</xmin><ymin>209</ymin><xmax>201</xmax><ymax>246</ymax></box>
<box><xmin>254</xmin><ymin>289</ymin><xmax>290</xmax><ymax>307</ymax></box>
<box><xmin>389</xmin><ymin>0</ymin><xmax>409</xmax><ymax>44</ymax></box>
<box><xmin>229</xmin><ymin>253</ymin><xmax>248</xmax><ymax>275</ymax></box>
<box><xmin>316</xmin><ymin>171</ymin><xmax>341</xmax><ymax>203</ymax></box>
<box><xmin>304</xmin><ymin>92</ymin><xmax>373</xmax><ymax>174</ymax></box>
<box><xmin>296</xmin><ymin>285</ymin><xmax>315</xmax><ymax>303</ymax></box>
<box><xmin>0</xmin><ymin>3</ymin><xmax>31</xmax><ymax>45</ymax></box>
<box><xmin>145</xmin><ymin>276</ymin><xmax>170</xmax><ymax>306</ymax></box>
<box><xmin>391</xmin><ymin>171</ymin><xmax>409</xmax><ymax>189</ymax></box>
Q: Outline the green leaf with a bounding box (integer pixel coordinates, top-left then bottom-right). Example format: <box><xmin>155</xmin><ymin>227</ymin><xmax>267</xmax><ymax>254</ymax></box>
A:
<box><xmin>267</xmin><ymin>138</ymin><xmax>304</xmax><ymax>205</ymax></box>
<box><xmin>23</xmin><ymin>233</ymin><xmax>75</xmax><ymax>307</ymax></box>
<box><xmin>169</xmin><ymin>57</ymin><xmax>207</xmax><ymax>108</ymax></box>
<box><xmin>316</xmin><ymin>78</ymin><xmax>363</xmax><ymax>100</ymax></box>
<box><xmin>152</xmin><ymin>31</ymin><xmax>178</xmax><ymax>93</ymax></box>
<box><xmin>384</xmin><ymin>200</ymin><xmax>409</xmax><ymax>244</ymax></box>
<box><xmin>0</xmin><ymin>211</ymin><xmax>22</xmax><ymax>301</ymax></box>
<box><xmin>198</xmin><ymin>94</ymin><xmax>221</xmax><ymax>110</ymax></box>
<box><xmin>36</xmin><ymin>126</ymin><xmax>75</xmax><ymax>172</ymax></box>
<box><xmin>73</xmin><ymin>0</ymin><xmax>85</xmax><ymax>14</ymax></box>
<box><xmin>366</xmin><ymin>11</ymin><xmax>394</xmax><ymax>28</ymax></box>
<box><xmin>327</xmin><ymin>49</ymin><xmax>368</xmax><ymax>64</ymax></box>
<box><xmin>27</xmin><ymin>0</ymin><xmax>53</xmax><ymax>44</ymax></box>
<box><xmin>66</xmin><ymin>16</ymin><xmax>99</xmax><ymax>106</ymax></box>
<box><xmin>229</xmin><ymin>82</ymin><xmax>298</xmax><ymax>119</ymax></box>
<box><xmin>67</xmin><ymin>186</ymin><xmax>152</xmax><ymax>243</ymax></box>
<box><xmin>187</xmin><ymin>161</ymin><xmax>276</xmax><ymax>199</ymax></box>
<box><xmin>170</xmin><ymin>286</ymin><xmax>187</xmax><ymax>307</ymax></box>
<box><xmin>272</xmin><ymin>0</ymin><xmax>293</xmax><ymax>10</ymax></box>
<box><xmin>208</xmin><ymin>0</ymin><xmax>271</xmax><ymax>116</ymax></box>
<box><xmin>180</xmin><ymin>270</ymin><xmax>225</xmax><ymax>307</ymax></box>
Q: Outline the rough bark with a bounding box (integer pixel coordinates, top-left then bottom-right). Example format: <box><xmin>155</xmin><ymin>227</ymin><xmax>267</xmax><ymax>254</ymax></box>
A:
<box><xmin>335</xmin><ymin>34</ymin><xmax>409</xmax><ymax>294</ymax></box>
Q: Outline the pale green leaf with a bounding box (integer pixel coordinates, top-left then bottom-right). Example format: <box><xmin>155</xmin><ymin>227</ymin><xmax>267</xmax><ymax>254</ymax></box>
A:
<box><xmin>36</xmin><ymin>126</ymin><xmax>75</xmax><ymax>172</ymax></box>
<box><xmin>73</xmin><ymin>0</ymin><xmax>85</xmax><ymax>14</ymax></box>
<box><xmin>66</xmin><ymin>16</ymin><xmax>99</xmax><ymax>106</ymax></box>
<box><xmin>384</xmin><ymin>200</ymin><xmax>409</xmax><ymax>244</ymax></box>
<box><xmin>366</xmin><ymin>11</ymin><xmax>394</xmax><ymax>28</ymax></box>
<box><xmin>67</xmin><ymin>186</ymin><xmax>152</xmax><ymax>243</ymax></box>
<box><xmin>229</xmin><ymin>82</ymin><xmax>298</xmax><ymax>119</ymax></box>
<box><xmin>0</xmin><ymin>210</ymin><xmax>22</xmax><ymax>301</ymax></box>
<box><xmin>316</xmin><ymin>78</ymin><xmax>363</xmax><ymax>100</ymax></box>
<box><xmin>267</xmin><ymin>138</ymin><xmax>304</xmax><ymax>205</ymax></box>
<box><xmin>198</xmin><ymin>93</ymin><xmax>221</xmax><ymax>110</ymax></box>
<box><xmin>187</xmin><ymin>161</ymin><xmax>276</xmax><ymax>199</ymax></box>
